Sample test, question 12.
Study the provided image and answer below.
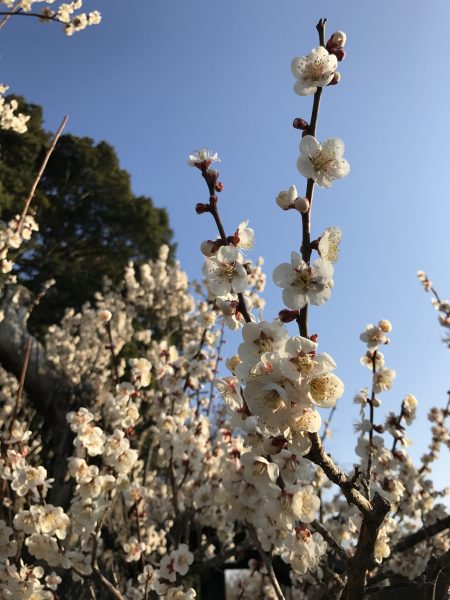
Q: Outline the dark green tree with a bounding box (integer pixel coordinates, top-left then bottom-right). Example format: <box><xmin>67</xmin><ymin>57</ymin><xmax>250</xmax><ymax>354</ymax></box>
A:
<box><xmin>0</xmin><ymin>97</ymin><xmax>173</xmax><ymax>332</ymax></box>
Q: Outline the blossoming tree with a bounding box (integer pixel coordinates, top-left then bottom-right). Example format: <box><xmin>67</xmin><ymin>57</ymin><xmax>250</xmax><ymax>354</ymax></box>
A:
<box><xmin>0</xmin><ymin>9</ymin><xmax>449</xmax><ymax>600</ymax></box>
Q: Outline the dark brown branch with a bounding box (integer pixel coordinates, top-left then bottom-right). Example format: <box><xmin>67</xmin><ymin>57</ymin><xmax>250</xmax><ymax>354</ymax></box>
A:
<box><xmin>305</xmin><ymin>432</ymin><xmax>373</xmax><ymax>514</ymax></box>
<box><xmin>311</xmin><ymin>519</ymin><xmax>348</xmax><ymax>564</ymax></box>
<box><xmin>0</xmin><ymin>10</ymin><xmax>60</xmax><ymax>23</ymax></box>
<box><xmin>393</xmin><ymin>515</ymin><xmax>450</xmax><ymax>554</ymax></box>
<box><xmin>343</xmin><ymin>493</ymin><xmax>390</xmax><ymax>600</ymax></box>
<box><xmin>296</xmin><ymin>18</ymin><xmax>326</xmax><ymax>339</ymax></box>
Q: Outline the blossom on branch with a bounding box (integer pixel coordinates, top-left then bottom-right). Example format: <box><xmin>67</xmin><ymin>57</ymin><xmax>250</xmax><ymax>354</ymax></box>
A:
<box><xmin>297</xmin><ymin>135</ymin><xmax>350</xmax><ymax>188</ymax></box>
<box><xmin>291</xmin><ymin>46</ymin><xmax>338</xmax><ymax>96</ymax></box>
<box><xmin>273</xmin><ymin>251</ymin><xmax>334</xmax><ymax>310</ymax></box>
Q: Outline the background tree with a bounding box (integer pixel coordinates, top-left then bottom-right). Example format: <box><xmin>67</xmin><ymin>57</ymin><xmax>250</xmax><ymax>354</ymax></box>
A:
<box><xmin>0</xmin><ymin>97</ymin><xmax>173</xmax><ymax>333</ymax></box>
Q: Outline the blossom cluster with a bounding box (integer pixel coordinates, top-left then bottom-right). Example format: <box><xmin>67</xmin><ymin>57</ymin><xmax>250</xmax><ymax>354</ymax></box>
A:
<box><xmin>0</xmin><ymin>0</ymin><xmax>101</xmax><ymax>36</ymax></box>
<box><xmin>0</xmin><ymin>85</ymin><xmax>30</xmax><ymax>134</ymax></box>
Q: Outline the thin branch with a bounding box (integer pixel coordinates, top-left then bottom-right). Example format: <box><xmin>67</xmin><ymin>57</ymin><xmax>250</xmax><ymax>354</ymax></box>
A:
<box><xmin>311</xmin><ymin>519</ymin><xmax>348</xmax><ymax>564</ymax></box>
<box><xmin>247</xmin><ymin>523</ymin><xmax>285</xmax><ymax>600</ymax></box>
<box><xmin>296</xmin><ymin>18</ymin><xmax>327</xmax><ymax>339</ymax></box>
<box><xmin>0</xmin><ymin>10</ymin><xmax>60</xmax><ymax>23</ymax></box>
<box><xmin>0</xmin><ymin>2</ymin><xmax>20</xmax><ymax>30</ymax></box>
<box><xmin>207</xmin><ymin>321</ymin><xmax>225</xmax><ymax>415</ymax></box>
<box><xmin>366</xmin><ymin>350</ymin><xmax>378</xmax><ymax>497</ymax></box>
<box><xmin>305</xmin><ymin>432</ymin><xmax>373</xmax><ymax>514</ymax></box>
<box><xmin>393</xmin><ymin>515</ymin><xmax>450</xmax><ymax>554</ymax></box>
<box><xmin>104</xmin><ymin>319</ymin><xmax>120</xmax><ymax>386</ymax></box>
<box><xmin>18</xmin><ymin>115</ymin><xmax>69</xmax><ymax>232</ymax></box>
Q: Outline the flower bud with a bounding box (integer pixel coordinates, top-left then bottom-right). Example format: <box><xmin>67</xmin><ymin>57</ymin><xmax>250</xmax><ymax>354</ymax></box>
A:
<box><xmin>293</xmin><ymin>118</ymin><xmax>309</xmax><ymax>130</ymax></box>
<box><xmin>330</xmin><ymin>31</ymin><xmax>347</xmax><ymax>48</ymax></box>
<box><xmin>227</xmin><ymin>234</ymin><xmax>240</xmax><ymax>246</ymax></box>
<box><xmin>372</xmin><ymin>397</ymin><xmax>382</xmax><ymax>408</ymax></box>
<box><xmin>263</xmin><ymin>435</ymin><xmax>288</xmax><ymax>455</ymax></box>
<box><xmin>333</xmin><ymin>48</ymin><xmax>346</xmax><ymax>62</ymax></box>
<box><xmin>98</xmin><ymin>309</ymin><xmax>112</xmax><ymax>324</ymax></box>
<box><xmin>294</xmin><ymin>196</ymin><xmax>309</xmax><ymax>213</ymax></box>
<box><xmin>328</xmin><ymin>72</ymin><xmax>341</xmax><ymax>86</ymax></box>
<box><xmin>195</xmin><ymin>203</ymin><xmax>210</xmax><ymax>214</ymax></box>
<box><xmin>276</xmin><ymin>185</ymin><xmax>297</xmax><ymax>210</ymax></box>
<box><xmin>226</xmin><ymin>355</ymin><xmax>241</xmax><ymax>372</ymax></box>
<box><xmin>200</xmin><ymin>240</ymin><xmax>215</xmax><ymax>257</ymax></box>
<box><xmin>215</xmin><ymin>181</ymin><xmax>224</xmax><ymax>192</ymax></box>
<box><xmin>217</xmin><ymin>299</ymin><xmax>236</xmax><ymax>316</ymax></box>
<box><xmin>378</xmin><ymin>319</ymin><xmax>392</xmax><ymax>333</ymax></box>
<box><xmin>278</xmin><ymin>309</ymin><xmax>299</xmax><ymax>323</ymax></box>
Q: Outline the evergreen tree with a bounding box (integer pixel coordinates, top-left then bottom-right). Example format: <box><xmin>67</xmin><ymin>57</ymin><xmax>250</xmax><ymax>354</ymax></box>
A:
<box><xmin>0</xmin><ymin>98</ymin><xmax>173</xmax><ymax>331</ymax></box>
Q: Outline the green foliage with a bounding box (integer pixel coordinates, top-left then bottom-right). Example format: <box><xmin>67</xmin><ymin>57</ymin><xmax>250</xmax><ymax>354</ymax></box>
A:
<box><xmin>0</xmin><ymin>97</ymin><xmax>173</xmax><ymax>332</ymax></box>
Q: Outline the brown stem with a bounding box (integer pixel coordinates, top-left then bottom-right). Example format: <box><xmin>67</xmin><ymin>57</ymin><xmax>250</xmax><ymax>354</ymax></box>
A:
<box><xmin>311</xmin><ymin>519</ymin><xmax>348</xmax><ymax>564</ymax></box>
<box><xmin>0</xmin><ymin>10</ymin><xmax>60</xmax><ymax>23</ymax></box>
<box><xmin>18</xmin><ymin>115</ymin><xmax>68</xmax><ymax>232</ymax></box>
<box><xmin>366</xmin><ymin>350</ymin><xmax>378</xmax><ymax>496</ymax></box>
<box><xmin>305</xmin><ymin>432</ymin><xmax>374</xmax><ymax>514</ymax></box>
<box><xmin>247</xmin><ymin>523</ymin><xmax>285</xmax><ymax>600</ymax></box>
<box><xmin>200</xmin><ymin>176</ymin><xmax>252</xmax><ymax>324</ymax></box>
<box><xmin>207</xmin><ymin>321</ymin><xmax>225</xmax><ymax>415</ymax></box>
<box><xmin>343</xmin><ymin>493</ymin><xmax>390</xmax><ymax>600</ymax></box>
<box><xmin>105</xmin><ymin>320</ymin><xmax>119</xmax><ymax>386</ymax></box>
<box><xmin>393</xmin><ymin>515</ymin><xmax>450</xmax><ymax>554</ymax></box>
<box><xmin>295</xmin><ymin>19</ymin><xmax>326</xmax><ymax>339</ymax></box>
<box><xmin>390</xmin><ymin>400</ymin><xmax>405</xmax><ymax>454</ymax></box>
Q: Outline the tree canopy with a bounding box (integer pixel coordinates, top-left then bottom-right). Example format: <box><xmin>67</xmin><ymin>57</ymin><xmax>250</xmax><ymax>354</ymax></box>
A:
<box><xmin>0</xmin><ymin>97</ymin><xmax>173</xmax><ymax>331</ymax></box>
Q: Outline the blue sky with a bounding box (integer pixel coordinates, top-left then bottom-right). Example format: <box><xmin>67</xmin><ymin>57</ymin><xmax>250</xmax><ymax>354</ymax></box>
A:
<box><xmin>2</xmin><ymin>0</ymin><xmax>450</xmax><ymax>484</ymax></box>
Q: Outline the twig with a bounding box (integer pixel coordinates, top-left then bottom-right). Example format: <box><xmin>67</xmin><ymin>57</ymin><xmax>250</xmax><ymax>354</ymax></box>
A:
<box><xmin>296</xmin><ymin>17</ymin><xmax>327</xmax><ymax>339</ymax></box>
<box><xmin>305</xmin><ymin>432</ymin><xmax>374</xmax><ymax>514</ymax></box>
<box><xmin>18</xmin><ymin>115</ymin><xmax>68</xmax><ymax>232</ymax></box>
<box><xmin>104</xmin><ymin>320</ymin><xmax>120</xmax><ymax>385</ymax></box>
<box><xmin>311</xmin><ymin>519</ymin><xmax>348</xmax><ymax>564</ymax></box>
<box><xmin>0</xmin><ymin>2</ymin><xmax>20</xmax><ymax>30</ymax></box>
<box><xmin>320</xmin><ymin>404</ymin><xmax>337</xmax><ymax>443</ymax></box>
<box><xmin>207</xmin><ymin>321</ymin><xmax>225</xmax><ymax>415</ymax></box>
<box><xmin>247</xmin><ymin>523</ymin><xmax>285</xmax><ymax>600</ymax></box>
<box><xmin>366</xmin><ymin>350</ymin><xmax>378</xmax><ymax>498</ymax></box>
<box><xmin>393</xmin><ymin>515</ymin><xmax>450</xmax><ymax>554</ymax></box>
<box><xmin>0</xmin><ymin>10</ymin><xmax>60</xmax><ymax>23</ymax></box>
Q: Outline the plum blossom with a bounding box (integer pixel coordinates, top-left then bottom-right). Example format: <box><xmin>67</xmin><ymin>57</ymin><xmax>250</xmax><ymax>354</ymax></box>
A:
<box><xmin>273</xmin><ymin>251</ymin><xmax>334</xmax><ymax>310</ymax></box>
<box><xmin>187</xmin><ymin>148</ymin><xmax>220</xmax><ymax>168</ymax></box>
<box><xmin>291</xmin><ymin>46</ymin><xmax>338</xmax><ymax>96</ymax></box>
<box><xmin>318</xmin><ymin>226</ymin><xmax>342</xmax><ymax>263</ymax></box>
<box><xmin>297</xmin><ymin>135</ymin><xmax>350</xmax><ymax>188</ymax></box>
<box><xmin>172</xmin><ymin>544</ymin><xmax>194</xmax><ymax>576</ymax></box>
<box><xmin>202</xmin><ymin>246</ymin><xmax>248</xmax><ymax>297</ymax></box>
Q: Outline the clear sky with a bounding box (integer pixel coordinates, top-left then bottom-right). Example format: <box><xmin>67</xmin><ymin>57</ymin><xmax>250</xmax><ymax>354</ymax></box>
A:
<box><xmin>2</xmin><ymin>0</ymin><xmax>450</xmax><ymax>486</ymax></box>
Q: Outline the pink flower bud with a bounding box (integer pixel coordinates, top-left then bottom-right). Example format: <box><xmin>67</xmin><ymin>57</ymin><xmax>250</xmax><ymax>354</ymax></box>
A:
<box><xmin>328</xmin><ymin>72</ymin><xmax>341</xmax><ymax>86</ymax></box>
<box><xmin>215</xmin><ymin>181</ymin><xmax>224</xmax><ymax>192</ymax></box>
<box><xmin>333</xmin><ymin>48</ymin><xmax>346</xmax><ymax>62</ymax></box>
<box><xmin>278</xmin><ymin>309</ymin><xmax>299</xmax><ymax>323</ymax></box>
<box><xmin>293</xmin><ymin>118</ymin><xmax>309</xmax><ymax>130</ymax></box>
<box><xmin>263</xmin><ymin>436</ymin><xmax>288</xmax><ymax>455</ymax></box>
<box><xmin>195</xmin><ymin>203</ymin><xmax>210</xmax><ymax>214</ymax></box>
